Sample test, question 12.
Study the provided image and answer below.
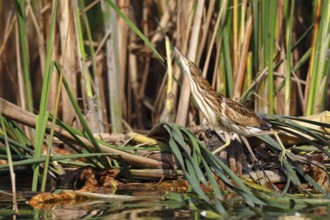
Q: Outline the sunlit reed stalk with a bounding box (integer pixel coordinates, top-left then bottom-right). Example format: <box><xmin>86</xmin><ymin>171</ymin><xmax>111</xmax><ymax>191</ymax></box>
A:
<box><xmin>175</xmin><ymin>0</ymin><xmax>205</xmax><ymax>126</ymax></box>
<box><xmin>159</xmin><ymin>36</ymin><xmax>174</xmax><ymax>122</ymax></box>
<box><xmin>233</xmin><ymin>16</ymin><xmax>252</xmax><ymax>100</ymax></box>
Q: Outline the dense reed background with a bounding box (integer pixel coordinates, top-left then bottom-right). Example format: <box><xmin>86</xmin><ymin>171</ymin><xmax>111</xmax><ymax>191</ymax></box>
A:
<box><xmin>1</xmin><ymin>1</ymin><xmax>330</xmax><ymax>213</ymax></box>
<box><xmin>0</xmin><ymin>0</ymin><xmax>329</xmax><ymax>132</ymax></box>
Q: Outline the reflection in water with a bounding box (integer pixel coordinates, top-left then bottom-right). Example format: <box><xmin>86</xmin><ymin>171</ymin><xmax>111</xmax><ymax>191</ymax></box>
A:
<box><xmin>0</xmin><ymin>188</ymin><xmax>330</xmax><ymax>219</ymax></box>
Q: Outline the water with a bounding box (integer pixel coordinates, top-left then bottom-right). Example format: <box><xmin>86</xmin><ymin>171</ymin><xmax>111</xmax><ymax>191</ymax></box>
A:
<box><xmin>1</xmin><ymin>191</ymin><xmax>330</xmax><ymax>219</ymax></box>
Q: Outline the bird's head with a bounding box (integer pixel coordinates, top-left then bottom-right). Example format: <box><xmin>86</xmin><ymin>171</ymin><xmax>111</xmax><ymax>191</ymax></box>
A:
<box><xmin>174</xmin><ymin>47</ymin><xmax>201</xmax><ymax>78</ymax></box>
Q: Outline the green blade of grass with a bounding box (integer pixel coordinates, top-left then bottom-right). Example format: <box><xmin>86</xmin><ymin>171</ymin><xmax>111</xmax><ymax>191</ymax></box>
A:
<box><xmin>16</xmin><ymin>0</ymin><xmax>33</xmax><ymax>112</ymax></box>
<box><xmin>0</xmin><ymin>153</ymin><xmax>116</xmax><ymax>169</ymax></box>
<box><xmin>32</xmin><ymin>111</ymin><xmax>50</xmax><ymax>191</ymax></box>
<box><xmin>284</xmin><ymin>0</ymin><xmax>294</xmax><ymax>115</ymax></box>
<box><xmin>73</xmin><ymin>0</ymin><xmax>93</xmax><ymax>98</ymax></box>
<box><xmin>32</xmin><ymin>0</ymin><xmax>59</xmax><ymax>191</ymax></box>
<box><xmin>54</xmin><ymin>62</ymin><xmax>110</xmax><ymax>168</ymax></box>
<box><xmin>267</xmin><ymin>0</ymin><xmax>277</xmax><ymax>114</ymax></box>
<box><xmin>163</xmin><ymin>125</ymin><xmax>211</xmax><ymax>204</ymax></box>
<box><xmin>0</xmin><ymin>113</ymin><xmax>17</xmax><ymax>209</ymax></box>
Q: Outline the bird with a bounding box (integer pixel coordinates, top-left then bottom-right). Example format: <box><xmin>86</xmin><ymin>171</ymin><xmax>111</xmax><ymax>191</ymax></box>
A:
<box><xmin>174</xmin><ymin>47</ymin><xmax>273</xmax><ymax>153</ymax></box>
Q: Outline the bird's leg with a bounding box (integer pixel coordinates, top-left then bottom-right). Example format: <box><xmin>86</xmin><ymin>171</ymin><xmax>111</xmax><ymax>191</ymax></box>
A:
<box><xmin>273</xmin><ymin>131</ymin><xmax>289</xmax><ymax>164</ymax></box>
<box><xmin>240</xmin><ymin>136</ymin><xmax>258</xmax><ymax>163</ymax></box>
<box><xmin>202</xmin><ymin>117</ymin><xmax>211</xmax><ymax>131</ymax></box>
<box><xmin>213</xmin><ymin>130</ymin><xmax>231</xmax><ymax>154</ymax></box>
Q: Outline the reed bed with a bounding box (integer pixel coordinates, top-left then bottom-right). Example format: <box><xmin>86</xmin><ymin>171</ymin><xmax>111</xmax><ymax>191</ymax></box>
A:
<box><xmin>0</xmin><ymin>0</ymin><xmax>330</xmax><ymax>215</ymax></box>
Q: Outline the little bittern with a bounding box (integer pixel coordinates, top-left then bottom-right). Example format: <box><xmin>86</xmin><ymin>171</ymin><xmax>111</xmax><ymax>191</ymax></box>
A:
<box><xmin>174</xmin><ymin>47</ymin><xmax>272</xmax><ymax>153</ymax></box>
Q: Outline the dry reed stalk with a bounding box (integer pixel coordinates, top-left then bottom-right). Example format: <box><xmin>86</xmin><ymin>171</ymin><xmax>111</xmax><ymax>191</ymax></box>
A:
<box><xmin>233</xmin><ymin>16</ymin><xmax>253</xmax><ymax>100</ymax></box>
<box><xmin>238</xmin><ymin>0</ymin><xmax>248</xmax><ymax>47</ymax></box>
<box><xmin>128</xmin><ymin>52</ymin><xmax>137</xmax><ymax>125</ymax></box>
<box><xmin>0</xmin><ymin>14</ymin><xmax>15</xmax><ymax>58</ymax></box>
<box><xmin>159</xmin><ymin>36</ymin><xmax>175</xmax><ymax>123</ymax></box>
<box><xmin>176</xmin><ymin>0</ymin><xmax>205</xmax><ymax>126</ymax></box>
<box><xmin>118</xmin><ymin>0</ymin><xmax>129</xmax><ymax>119</ymax></box>
<box><xmin>150</xmin><ymin>0</ymin><xmax>176</xmax><ymax>45</ymax></box>
<box><xmin>126</xmin><ymin>6</ymin><xmax>140</xmax><ymax>127</ymax></box>
<box><xmin>170</xmin><ymin>1</ymin><xmax>193</xmax><ymax>120</ymax></box>
<box><xmin>0</xmin><ymin>98</ymin><xmax>168</xmax><ymax>169</ymax></box>
<box><xmin>202</xmin><ymin>10</ymin><xmax>222</xmax><ymax>79</ymax></box>
<box><xmin>275</xmin><ymin>51</ymin><xmax>287</xmax><ymax>115</ymax></box>
<box><xmin>0</xmin><ymin>0</ymin><xmax>327</xmax><ymax>134</ymax></box>
<box><xmin>59</xmin><ymin>1</ymin><xmax>78</xmax><ymax>125</ymax></box>
<box><xmin>153</xmin><ymin>72</ymin><xmax>168</xmax><ymax>124</ymax></box>
<box><xmin>171</xmin><ymin>1</ymin><xmax>194</xmax><ymax>118</ymax></box>
<box><xmin>196</xmin><ymin>0</ymin><xmax>216</xmax><ymax>64</ymax></box>
<box><xmin>211</xmin><ymin>43</ymin><xmax>221</xmax><ymax>89</ymax></box>
<box><xmin>15</xmin><ymin>23</ymin><xmax>25</xmax><ymax>111</ymax></box>
<box><xmin>303</xmin><ymin>0</ymin><xmax>321</xmax><ymax>115</ymax></box>
<box><xmin>274</xmin><ymin>1</ymin><xmax>286</xmax><ymax>115</ymax></box>
<box><xmin>139</xmin><ymin>57</ymin><xmax>151</xmax><ymax>125</ymax></box>
<box><xmin>100</xmin><ymin>0</ymin><xmax>123</xmax><ymax>133</ymax></box>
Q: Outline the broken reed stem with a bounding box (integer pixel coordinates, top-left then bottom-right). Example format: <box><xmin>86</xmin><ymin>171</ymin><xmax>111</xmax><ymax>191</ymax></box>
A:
<box><xmin>0</xmin><ymin>98</ymin><xmax>167</xmax><ymax>169</ymax></box>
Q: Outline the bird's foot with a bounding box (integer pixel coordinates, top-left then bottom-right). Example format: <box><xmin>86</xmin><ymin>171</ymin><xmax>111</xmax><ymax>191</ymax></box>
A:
<box><xmin>279</xmin><ymin>148</ymin><xmax>291</xmax><ymax>164</ymax></box>
<box><xmin>213</xmin><ymin>131</ymin><xmax>231</xmax><ymax>154</ymax></box>
<box><xmin>273</xmin><ymin>131</ymin><xmax>289</xmax><ymax>164</ymax></box>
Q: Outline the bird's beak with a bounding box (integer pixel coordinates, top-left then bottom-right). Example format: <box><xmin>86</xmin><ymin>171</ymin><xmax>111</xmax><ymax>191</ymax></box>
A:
<box><xmin>174</xmin><ymin>47</ymin><xmax>190</xmax><ymax>76</ymax></box>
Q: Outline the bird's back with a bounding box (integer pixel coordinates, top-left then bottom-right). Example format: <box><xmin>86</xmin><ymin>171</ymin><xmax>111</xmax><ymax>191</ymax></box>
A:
<box><xmin>217</xmin><ymin>94</ymin><xmax>271</xmax><ymax>136</ymax></box>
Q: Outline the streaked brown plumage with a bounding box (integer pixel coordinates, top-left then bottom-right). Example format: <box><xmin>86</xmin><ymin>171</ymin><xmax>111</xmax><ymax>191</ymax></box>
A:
<box><xmin>174</xmin><ymin>47</ymin><xmax>271</xmax><ymax>141</ymax></box>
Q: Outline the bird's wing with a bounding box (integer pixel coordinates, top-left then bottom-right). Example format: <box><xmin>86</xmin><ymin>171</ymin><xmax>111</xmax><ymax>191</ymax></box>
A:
<box><xmin>222</xmin><ymin>97</ymin><xmax>271</xmax><ymax>129</ymax></box>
